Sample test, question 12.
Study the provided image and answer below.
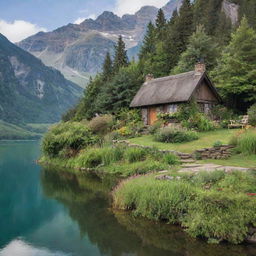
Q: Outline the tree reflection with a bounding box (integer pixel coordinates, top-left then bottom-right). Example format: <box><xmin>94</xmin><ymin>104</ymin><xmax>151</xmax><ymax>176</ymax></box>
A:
<box><xmin>41</xmin><ymin>169</ymin><xmax>256</xmax><ymax>256</ymax></box>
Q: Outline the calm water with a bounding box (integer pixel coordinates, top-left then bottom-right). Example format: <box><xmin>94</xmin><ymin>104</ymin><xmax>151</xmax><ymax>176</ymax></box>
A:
<box><xmin>0</xmin><ymin>141</ymin><xmax>256</xmax><ymax>256</ymax></box>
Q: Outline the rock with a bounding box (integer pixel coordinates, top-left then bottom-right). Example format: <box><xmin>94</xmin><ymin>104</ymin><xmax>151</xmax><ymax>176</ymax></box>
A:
<box><xmin>158</xmin><ymin>170</ymin><xmax>168</xmax><ymax>174</ymax></box>
<box><xmin>246</xmin><ymin>227</ymin><xmax>256</xmax><ymax>243</ymax></box>
<box><xmin>155</xmin><ymin>175</ymin><xmax>174</xmax><ymax>181</ymax></box>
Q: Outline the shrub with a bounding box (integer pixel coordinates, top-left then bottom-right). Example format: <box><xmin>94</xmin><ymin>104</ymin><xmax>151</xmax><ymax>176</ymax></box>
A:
<box><xmin>124</xmin><ymin>147</ymin><xmax>147</xmax><ymax>163</ymax></box>
<box><xmin>148</xmin><ymin>120</ymin><xmax>163</xmax><ymax>135</ymax></box>
<box><xmin>184</xmin><ymin>191</ymin><xmax>256</xmax><ymax>244</ymax></box>
<box><xmin>117</xmin><ymin>109</ymin><xmax>142</xmax><ymax>125</ymax></box>
<box><xmin>42</xmin><ymin>122</ymin><xmax>99</xmax><ymax>158</ymax></box>
<box><xmin>191</xmin><ymin>170</ymin><xmax>226</xmax><ymax>186</ymax></box>
<box><xmin>177</xmin><ymin>100</ymin><xmax>199</xmax><ymax>121</ymax></box>
<box><xmin>211</xmin><ymin>105</ymin><xmax>234</xmax><ymax>121</ymax></box>
<box><xmin>182</xmin><ymin>113</ymin><xmax>215</xmax><ymax>132</ymax></box>
<box><xmin>75</xmin><ymin>146</ymin><xmax>125</xmax><ymax>168</ymax></box>
<box><xmin>88</xmin><ymin>114</ymin><xmax>114</xmax><ymax>135</ymax></box>
<box><xmin>76</xmin><ymin>148</ymin><xmax>103</xmax><ymax>168</ymax></box>
<box><xmin>213</xmin><ymin>141</ymin><xmax>223</xmax><ymax>147</ymax></box>
<box><xmin>154</xmin><ymin>127</ymin><xmax>199</xmax><ymax>143</ymax></box>
<box><xmin>163</xmin><ymin>154</ymin><xmax>180</xmax><ymax>165</ymax></box>
<box><xmin>218</xmin><ymin>171</ymin><xmax>256</xmax><ymax>193</ymax></box>
<box><xmin>248</xmin><ymin>104</ymin><xmax>256</xmax><ymax>126</ymax></box>
<box><xmin>116</xmin><ymin>126</ymin><xmax>133</xmax><ymax>137</ymax></box>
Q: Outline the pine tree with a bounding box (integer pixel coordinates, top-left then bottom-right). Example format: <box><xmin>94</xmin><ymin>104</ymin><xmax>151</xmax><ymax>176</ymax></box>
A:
<box><xmin>212</xmin><ymin>17</ymin><xmax>256</xmax><ymax>111</ymax></box>
<box><xmin>102</xmin><ymin>52</ymin><xmax>113</xmax><ymax>81</ymax></box>
<box><xmin>162</xmin><ymin>9</ymin><xmax>180</xmax><ymax>72</ymax></box>
<box><xmin>113</xmin><ymin>36</ymin><xmax>129</xmax><ymax>73</ymax></box>
<box><xmin>172</xmin><ymin>25</ymin><xmax>218</xmax><ymax>74</ymax></box>
<box><xmin>100</xmin><ymin>63</ymin><xmax>143</xmax><ymax>113</ymax></box>
<box><xmin>238</xmin><ymin>0</ymin><xmax>256</xmax><ymax>29</ymax></box>
<box><xmin>215</xmin><ymin>11</ymin><xmax>232</xmax><ymax>46</ymax></box>
<box><xmin>139</xmin><ymin>22</ymin><xmax>156</xmax><ymax>60</ymax></box>
<box><xmin>175</xmin><ymin>0</ymin><xmax>194</xmax><ymax>54</ymax></box>
<box><xmin>155</xmin><ymin>9</ymin><xmax>167</xmax><ymax>40</ymax></box>
<box><xmin>150</xmin><ymin>42</ymin><xmax>170</xmax><ymax>77</ymax></box>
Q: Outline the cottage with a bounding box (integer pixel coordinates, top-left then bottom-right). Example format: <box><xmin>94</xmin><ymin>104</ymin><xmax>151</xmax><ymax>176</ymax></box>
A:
<box><xmin>130</xmin><ymin>63</ymin><xmax>221</xmax><ymax>125</ymax></box>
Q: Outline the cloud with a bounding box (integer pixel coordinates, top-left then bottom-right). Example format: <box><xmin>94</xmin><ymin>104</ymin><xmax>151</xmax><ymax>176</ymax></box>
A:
<box><xmin>74</xmin><ymin>14</ymin><xmax>96</xmax><ymax>24</ymax></box>
<box><xmin>1</xmin><ymin>239</ymin><xmax>68</xmax><ymax>256</ymax></box>
<box><xmin>0</xmin><ymin>20</ymin><xmax>47</xmax><ymax>43</ymax></box>
<box><xmin>114</xmin><ymin>0</ymin><xmax>169</xmax><ymax>16</ymax></box>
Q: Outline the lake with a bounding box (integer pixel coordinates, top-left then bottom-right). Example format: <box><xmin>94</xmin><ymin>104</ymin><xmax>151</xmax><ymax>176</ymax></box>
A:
<box><xmin>0</xmin><ymin>140</ymin><xmax>256</xmax><ymax>256</ymax></box>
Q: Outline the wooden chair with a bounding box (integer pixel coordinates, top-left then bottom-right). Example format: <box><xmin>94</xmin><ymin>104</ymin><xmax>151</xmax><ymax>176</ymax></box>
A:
<box><xmin>228</xmin><ymin>115</ymin><xmax>249</xmax><ymax>129</ymax></box>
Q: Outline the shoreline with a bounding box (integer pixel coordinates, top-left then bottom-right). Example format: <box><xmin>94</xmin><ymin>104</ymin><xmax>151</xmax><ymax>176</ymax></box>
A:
<box><xmin>39</xmin><ymin>156</ymin><xmax>256</xmax><ymax>245</ymax></box>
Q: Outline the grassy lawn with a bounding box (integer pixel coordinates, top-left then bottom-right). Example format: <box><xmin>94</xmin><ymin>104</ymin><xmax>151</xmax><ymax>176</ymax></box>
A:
<box><xmin>128</xmin><ymin>129</ymin><xmax>238</xmax><ymax>153</ymax></box>
<box><xmin>200</xmin><ymin>154</ymin><xmax>256</xmax><ymax>168</ymax></box>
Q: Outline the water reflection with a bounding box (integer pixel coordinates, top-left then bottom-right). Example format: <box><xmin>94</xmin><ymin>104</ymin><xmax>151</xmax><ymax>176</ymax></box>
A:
<box><xmin>1</xmin><ymin>239</ymin><xmax>70</xmax><ymax>256</ymax></box>
<box><xmin>41</xmin><ymin>168</ymin><xmax>256</xmax><ymax>256</ymax></box>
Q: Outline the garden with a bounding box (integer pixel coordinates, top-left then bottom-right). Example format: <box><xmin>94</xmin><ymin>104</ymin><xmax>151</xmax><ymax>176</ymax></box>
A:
<box><xmin>40</xmin><ymin>102</ymin><xmax>256</xmax><ymax>244</ymax></box>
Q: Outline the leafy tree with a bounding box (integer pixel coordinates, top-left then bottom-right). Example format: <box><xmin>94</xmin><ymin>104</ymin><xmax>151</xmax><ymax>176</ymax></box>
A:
<box><xmin>74</xmin><ymin>75</ymin><xmax>105</xmax><ymax>120</ymax></box>
<box><xmin>113</xmin><ymin>35</ymin><xmax>129</xmax><ymax>73</ymax></box>
<box><xmin>102</xmin><ymin>52</ymin><xmax>113</xmax><ymax>81</ymax></box>
<box><xmin>212</xmin><ymin>17</ymin><xmax>256</xmax><ymax>112</ymax></box>
<box><xmin>172</xmin><ymin>25</ymin><xmax>218</xmax><ymax>74</ymax></box>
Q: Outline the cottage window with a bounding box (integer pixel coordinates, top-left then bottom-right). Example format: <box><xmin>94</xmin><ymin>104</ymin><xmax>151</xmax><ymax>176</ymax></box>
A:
<box><xmin>204</xmin><ymin>103</ymin><xmax>210</xmax><ymax>114</ymax></box>
<box><xmin>168</xmin><ymin>104</ymin><xmax>178</xmax><ymax>113</ymax></box>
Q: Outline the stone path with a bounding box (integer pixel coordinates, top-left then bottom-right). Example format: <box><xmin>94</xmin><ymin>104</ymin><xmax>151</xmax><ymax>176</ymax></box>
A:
<box><xmin>178</xmin><ymin>163</ymin><xmax>251</xmax><ymax>173</ymax></box>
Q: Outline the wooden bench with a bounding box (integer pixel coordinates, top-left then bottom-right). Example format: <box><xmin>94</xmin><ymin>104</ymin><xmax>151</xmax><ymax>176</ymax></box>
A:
<box><xmin>228</xmin><ymin>115</ymin><xmax>249</xmax><ymax>129</ymax></box>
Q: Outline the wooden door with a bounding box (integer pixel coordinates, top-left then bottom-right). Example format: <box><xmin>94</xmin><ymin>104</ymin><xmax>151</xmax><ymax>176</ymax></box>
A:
<box><xmin>148</xmin><ymin>107</ymin><xmax>158</xmax><ymax>125</ymax></box>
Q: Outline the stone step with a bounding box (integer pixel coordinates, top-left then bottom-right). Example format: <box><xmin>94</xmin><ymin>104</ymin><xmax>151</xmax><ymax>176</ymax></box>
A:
<box><xmin>181</xmin><ymin>164</ymin><xmax>202</xmax><ymax>168</ymax></box>
<box><xmin>180</xmin><ymin>155</ymin><xmax>192</xmax><ymax>160</ymax></box>
<box><xmin>180</xmin><ymin>159</ymin><xmax>196</xmax><ymax>164</ymax></box>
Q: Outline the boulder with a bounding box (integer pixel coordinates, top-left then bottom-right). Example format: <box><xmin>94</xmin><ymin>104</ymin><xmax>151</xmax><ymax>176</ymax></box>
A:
<box><xmin>155</xmin><ymin>175</ymin><xmax>174</xmax><ymax>181</ymax></box>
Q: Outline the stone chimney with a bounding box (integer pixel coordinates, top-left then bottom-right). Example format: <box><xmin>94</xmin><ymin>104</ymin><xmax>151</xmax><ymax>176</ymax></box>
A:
<box><xmin>195</xmin><ymin>62</ymin><xmax>206</xmax><ymax>74</ymax></box>
<box><xmin>145</xmin><ymin>74</ymin><xmax>154</xmax><ymax>82</ymax></box>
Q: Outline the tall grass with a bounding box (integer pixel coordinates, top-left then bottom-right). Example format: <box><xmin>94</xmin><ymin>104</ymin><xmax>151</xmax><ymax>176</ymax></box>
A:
<box><xmin>238</xmin><ymin>131</ymin><xmax>256</xmax><ymax>155</ymax></box>
<box><xmin>230</xmin><ymin>129</ymin><xmax>256</xmax><ymax>155</ymax></box>
<box><xmin>124</xmin><ymin>147</ymin><xmax>147</xmax><ymax>163</ymax></box>
<box><xmin>113</xmin><ymin>170</ymin><xmax>256</xmax><ymax>244</ymax></box>
<box><xmin>113</xmin><ymin>177</ymin><xmax>195</xmax><ymax>223</ymax></box>
<box><xmin>66</xmin><ymin>145</ymin><xmax>179</xmax><ymax>176</ymax></box>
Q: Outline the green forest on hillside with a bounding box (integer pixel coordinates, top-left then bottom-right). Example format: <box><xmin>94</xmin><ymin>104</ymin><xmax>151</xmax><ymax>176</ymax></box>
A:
<box><xmin>63</xmin><ymin>0</ymin><xmax>256</xmax><ymax>121</ymax></box>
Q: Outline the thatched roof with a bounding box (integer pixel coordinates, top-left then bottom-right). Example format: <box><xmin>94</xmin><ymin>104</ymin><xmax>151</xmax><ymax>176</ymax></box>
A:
<box><xmin>130</xmin><ymin>71</ymin><xmax>220</xmax><ymax>108</ymax></box>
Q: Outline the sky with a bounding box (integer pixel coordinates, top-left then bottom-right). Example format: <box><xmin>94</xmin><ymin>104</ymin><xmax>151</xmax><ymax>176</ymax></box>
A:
<box><xmin>0</xmin><ymin>0</ymin><xmax>169</xmax><ymax>43</ymax></box>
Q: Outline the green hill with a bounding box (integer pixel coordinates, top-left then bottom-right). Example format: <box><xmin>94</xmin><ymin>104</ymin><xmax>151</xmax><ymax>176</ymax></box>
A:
<box><xmin>0</xmin><ymin>33</ymin><xmax>82</xmax><ymax>125</ymax></box>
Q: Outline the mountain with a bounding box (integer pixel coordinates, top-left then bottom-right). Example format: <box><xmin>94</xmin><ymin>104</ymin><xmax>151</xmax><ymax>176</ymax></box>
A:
<box><xmin>18</xmin><ymin>0</ymin><xmax>183</xmax><ymax>87</ymax></box>
<box><xmin>0</xmin><ymin>33</ymin><xmax>82</xmax><ymax>125</ymax></box>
